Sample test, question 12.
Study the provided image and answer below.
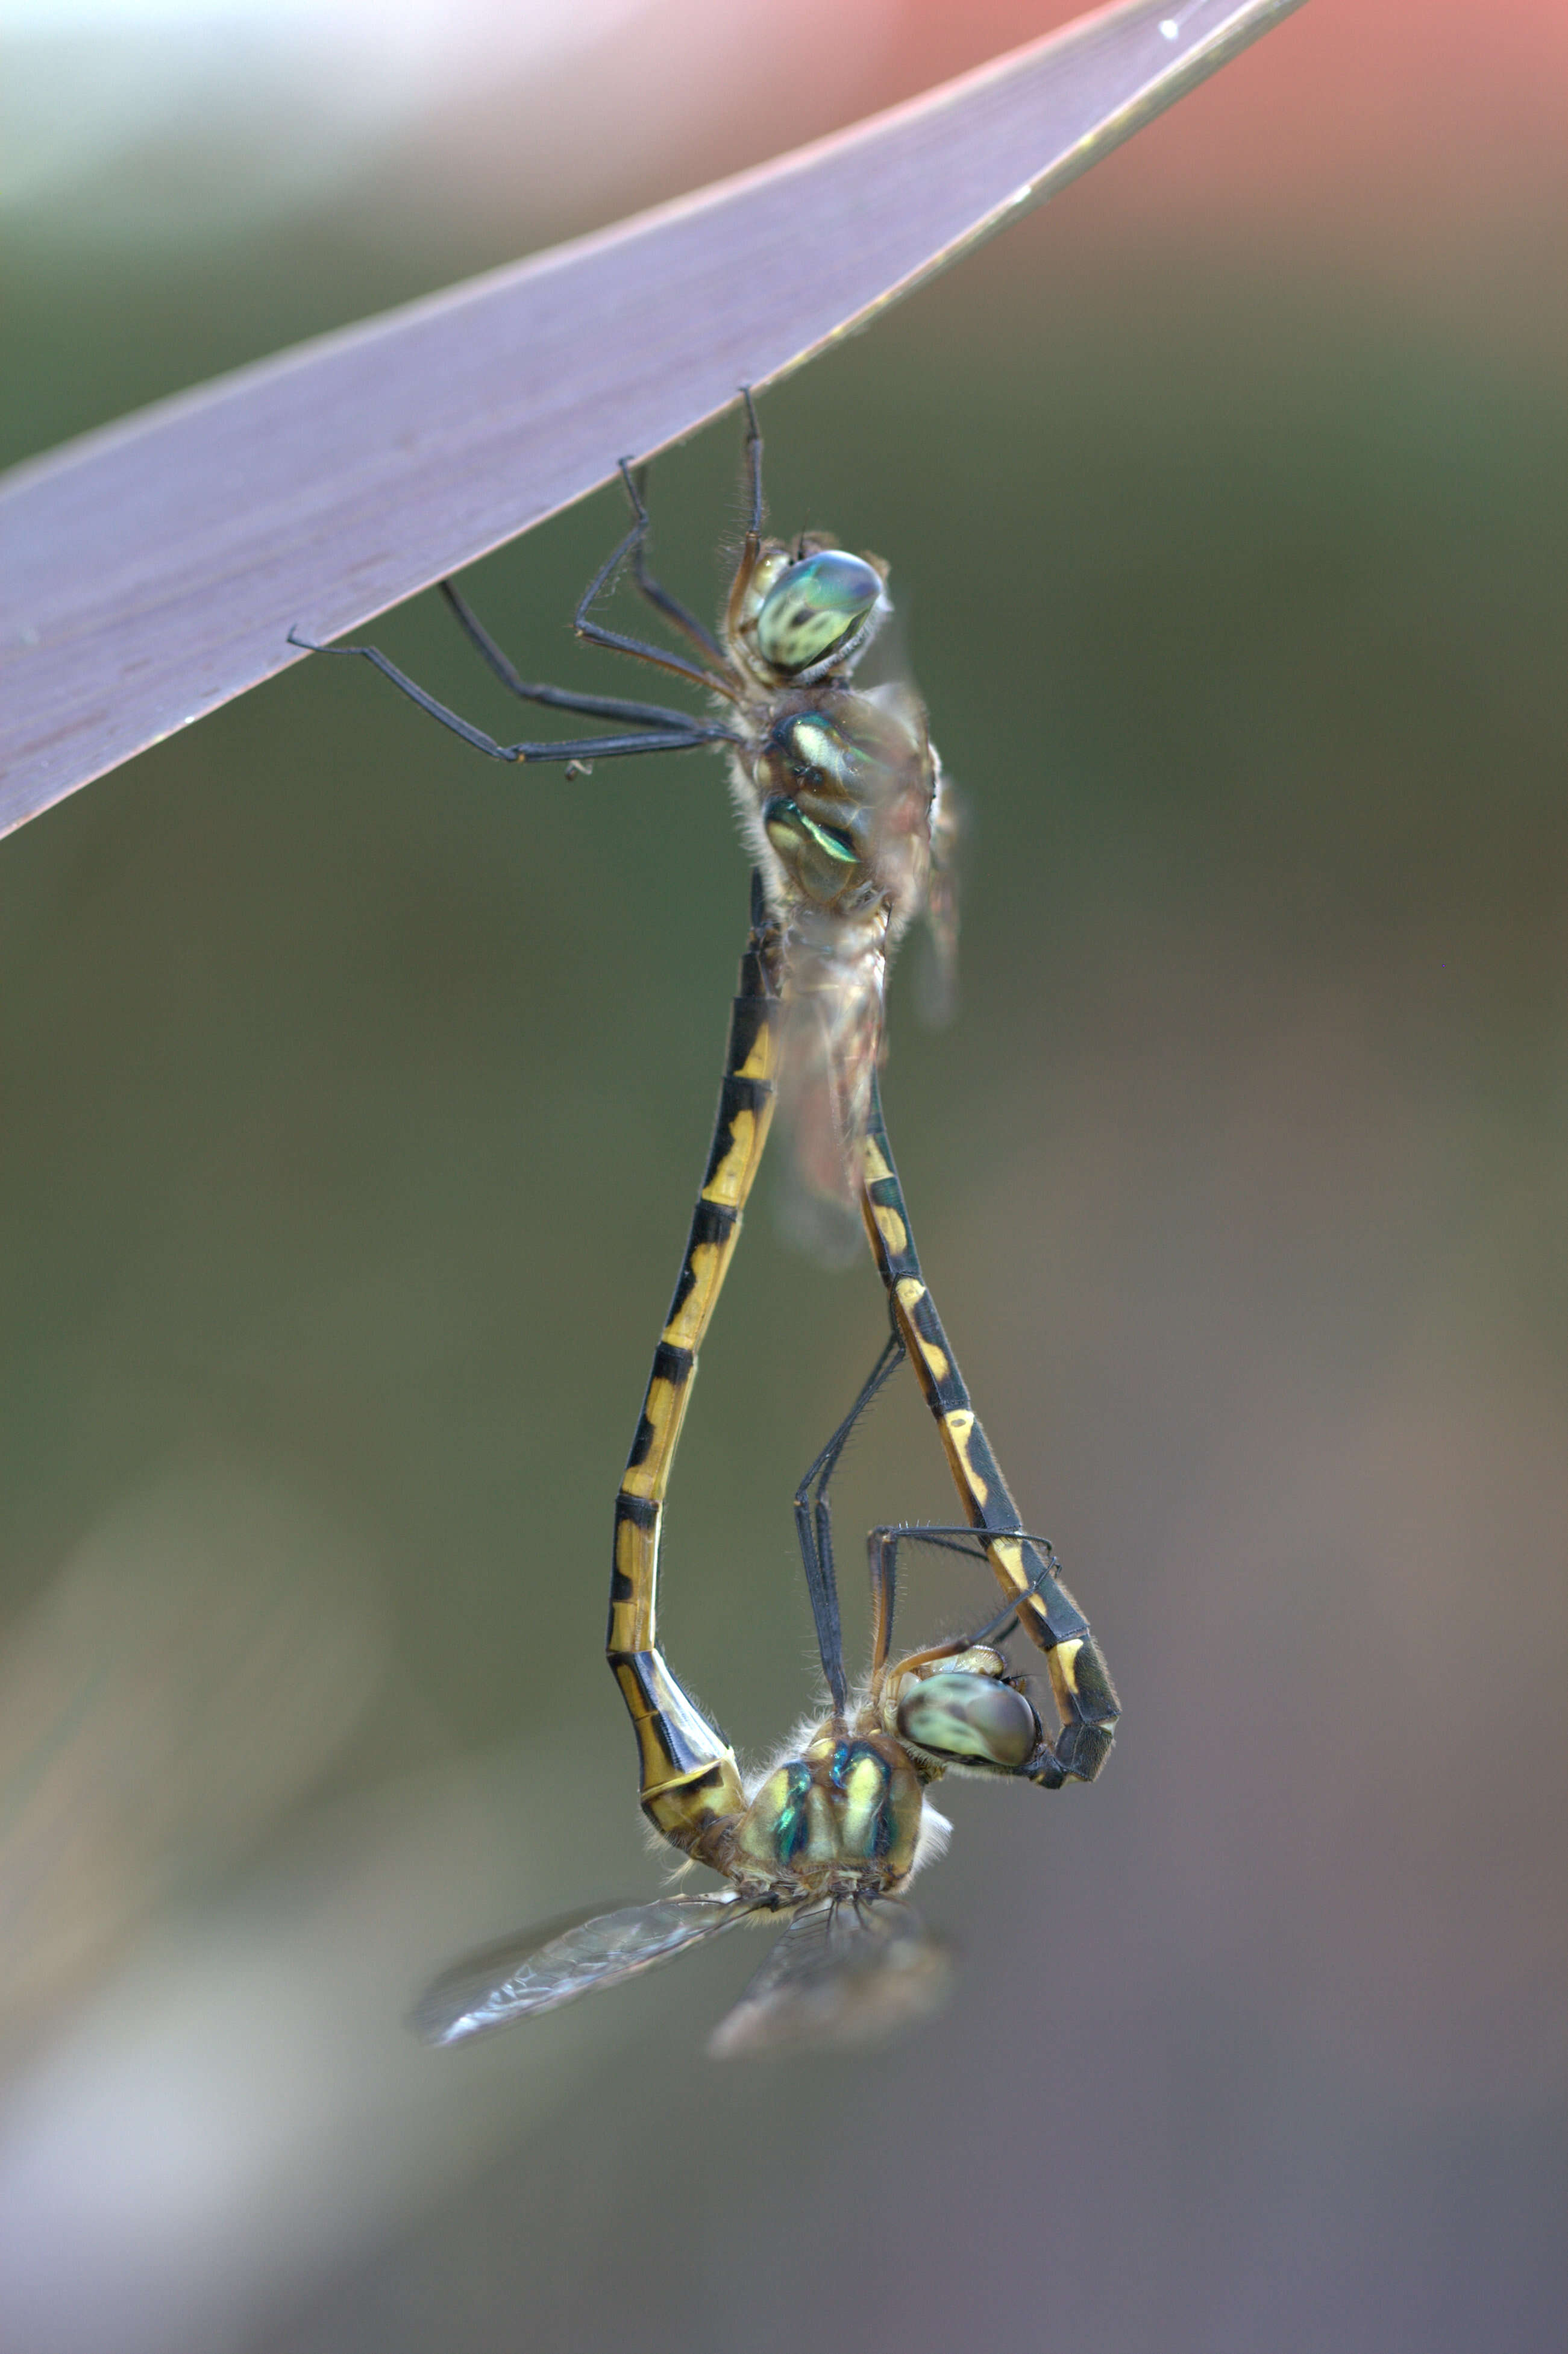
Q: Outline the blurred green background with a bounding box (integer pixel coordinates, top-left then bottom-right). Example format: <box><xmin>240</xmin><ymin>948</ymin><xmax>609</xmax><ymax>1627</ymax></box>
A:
<box><xmin>2</xmin><ymin>5</ymin><xmax>1566</xmax><ymax>2351</ymax></box>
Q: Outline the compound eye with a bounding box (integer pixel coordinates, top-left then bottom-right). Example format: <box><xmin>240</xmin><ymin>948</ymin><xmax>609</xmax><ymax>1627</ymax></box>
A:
<box><xmin>896</xmin><ymin>1670</ymin><xmax>1040</xmax><ymax>1771</ymax></box>
<box><xmin>754</xmin><ymin>551</ymin><xmax>883</xmax><ymax>673</ymax></box>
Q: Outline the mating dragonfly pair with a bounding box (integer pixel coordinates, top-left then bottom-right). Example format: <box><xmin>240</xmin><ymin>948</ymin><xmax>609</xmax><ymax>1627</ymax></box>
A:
<box><xmin>294</xmin><ymin>397</ymin><xmax>1119</xmax><ymax>2054</ymax></box>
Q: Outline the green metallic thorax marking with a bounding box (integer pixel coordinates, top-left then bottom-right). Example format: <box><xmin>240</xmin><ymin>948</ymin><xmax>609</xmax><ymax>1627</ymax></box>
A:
<box><xmin>771</xmin><ymin>802</ymin><xmax>858</xmax><ymax>865</ymax></box>
<box><xmin>726</xmin><ymin>1731</ymin><xmax>921</xmax><ymax>1900</ymax></box>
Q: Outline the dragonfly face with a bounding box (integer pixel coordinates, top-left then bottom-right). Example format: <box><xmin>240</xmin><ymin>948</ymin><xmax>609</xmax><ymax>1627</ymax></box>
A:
<box><xmin>886</xmin><ymin>1648</ymin><xmax>1044</xmax><ymax>1775</ymax></box>
<box><xmin>722</xmin><ymin>1646</ymin><xmax>1047</xmax><ymax>1900</ymax></box>
<box><xmin>742</xmin><ymin>542</ymin><xmax>888</xmax><ymax>682</ymax></box>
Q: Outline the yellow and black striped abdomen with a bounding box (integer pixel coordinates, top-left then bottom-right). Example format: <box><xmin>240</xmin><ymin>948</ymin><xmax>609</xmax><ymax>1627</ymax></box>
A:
<box><xmin>606</xmin><ymin>923</ymin><xmax>781</xmax><ymax>1850</ymax></box>
<box><xmin>859</xmin><ymin>1081</ymin><xmax>1120</xmax><ymax>1786</ymax></box>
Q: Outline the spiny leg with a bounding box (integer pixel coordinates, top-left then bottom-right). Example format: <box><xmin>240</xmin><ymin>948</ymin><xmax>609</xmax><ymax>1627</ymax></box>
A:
<box><xmin>791</xmin><ymin>1319</ymin><xmax>907</xmax><ymax>1720</ymax></box>
<box><xmin>619</xmin><ymin>463</ymin><xmax>727</xmax><ymax>665</ymax></box>
<box><xmin>572</xmin><ymin>473</ymin><xmax>736</xmax><ymax>698</ymax></box>
<box><xmin>865</xmin><ymin>1525</ymin><xmax>1062</xmax><ymax>1681</ymax></box>
<box><xmin>607</xmin><ymin>876</ymin><xmax>784</xmax><ymax>1853</ymax></box>
<box><xmin>741</xmin><ymin>386</ymin><xmax>765</xmax><ymax>539</ymax></box>
<box><xmin>437</xmin><ymin>578</ymin><xmax>718</xmax><ymax>730</ymax></box>
<box><xmin>286</xmin><ymin>627</ymin><xmax>733</xmax><ymax>765</ymax></box>
<box><xmin>290</xmin><ymin>425</ymin><xmax>749</xmax><ymax>744</ymax></box>
<box><xmin>292</xmin><ymin>386</ymin><xmax>781</xmax><ymax>759</ymax></box>
<box><xmin>606</xmin><ymin>394</ymin><xmax>764</xmax><ymax>667</ymax></box>
<box><xmin>857</xmin><ymin>1071</ymin><xmax>1120</xmax><ymax>1784</ymax></box>
<box><xmin>724</xmin><ymin>388</ymin><xmax>768</xmax><ymax>644</ymax></box>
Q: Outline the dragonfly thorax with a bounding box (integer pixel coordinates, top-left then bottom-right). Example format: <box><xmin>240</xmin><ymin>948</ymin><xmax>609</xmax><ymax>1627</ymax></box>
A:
<box><xmin>739</xmin><ymin>687</ymin><xmax>935</xmax><ymax>927</ymax></box>
<box><xmin>762</xmin><ymin>788</ymin><xmax>875</xmax><ymax>917</ymax></box>
<box><xmin>722</xmin><ymin>1730</ymin><xmax>924</xmax><ymax>1901</ymax></box>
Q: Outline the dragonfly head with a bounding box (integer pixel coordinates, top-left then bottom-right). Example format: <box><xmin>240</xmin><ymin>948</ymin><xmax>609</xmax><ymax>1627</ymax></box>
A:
<box><xmin>885</xmin><ymin>1648</ymin><xmax>1043</xmax><ymax>1777</ymax></box>
<box><xmin>747</xmin><ymin>545</ymin><xmax>889</xmax><ymax>683</ymax></box>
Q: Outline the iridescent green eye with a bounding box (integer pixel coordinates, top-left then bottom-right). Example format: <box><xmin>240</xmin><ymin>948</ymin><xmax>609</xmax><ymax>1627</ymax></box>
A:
<box><xmin>754</xmin><ymin>551</ymin><xmax>884</xmax><ymax>674</ymax></box>
<box><xmin>896</xmin><ymin>1671</ymin><xmax>1039</xmax><ymax>1770</ymax></box>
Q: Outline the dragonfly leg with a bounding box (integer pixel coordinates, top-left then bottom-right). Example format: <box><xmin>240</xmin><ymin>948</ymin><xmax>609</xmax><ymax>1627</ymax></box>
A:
<box><xmin>723</xmin><ymin>389</ymin><xmax>768</xmax><ymax>642</ymax></box>
<box><xmin>286</xmin><ymin>629</ymin><xmax>730</xmax><ymax>765</ymax></box>
<box><xmin>866</xmin><ymin>1525</ymin><xmax>1059</xmax><ymax>1660</ymax></box>
<box><xmin>572</xmin><ymin>481</ymin><xmax>737</xmax><ymax>698</ymax></box>
<box><xmin>618</xmin><ymin>462</ymin><xmax>727</xmax><ymax>664</ymax></box>
<box><xmin>438</xmin><ymin>578</ymin><xmax>726</xmax><ymax>732</ymax></box>
<box><xmin>866</xmin><ymin>1523</ymin><xmax>1118</xmax><ymax>1787</ymax></box>
<box><xmin>741</xmin><ymin>385</ymin><xmax>765</xmax><ymax>539</ymax></box>
<box><xmin>792</xmin><ymin>1318</ymin><xmax>906</xmax><ymax>1719</ymax></box>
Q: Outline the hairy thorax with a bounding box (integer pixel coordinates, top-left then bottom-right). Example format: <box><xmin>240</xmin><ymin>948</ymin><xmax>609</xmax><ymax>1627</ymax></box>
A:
<box><xmin>704</xmin><ymin>1726</ymin><xmax>926</xmax><ymax>1906</ymax></box>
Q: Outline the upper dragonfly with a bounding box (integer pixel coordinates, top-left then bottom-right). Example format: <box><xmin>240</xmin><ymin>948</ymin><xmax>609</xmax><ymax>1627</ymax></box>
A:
<box><xmin>290</xmin><ymin>392</ymin><xmax>955</xmax><ymax>1217</ymax></box>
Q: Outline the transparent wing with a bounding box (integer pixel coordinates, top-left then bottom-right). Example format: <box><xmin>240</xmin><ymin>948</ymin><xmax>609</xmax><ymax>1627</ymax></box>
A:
<box><xmin>859</xmin><ymin>679</ymin><xmax>959</xmax><ymax>1032</ymax></box>
<box><xmin>917</xmin><ymin>756</ymin><xmax>961</xmax><ymax>1029</ymax></box>
<box><xmin>774</xmin><ymin>943</ymin><xmax>886</xmax><ymax>1253</ymax></box>
<box><xmin>412</xmin><ymin>1892</ymin><xmax>748</xmax><ymax>2045</ymax></box>
<box><xmin>707</xmin><ymin>1895</ymin><xmax>951</xmax><ymax>2059</ymax></box>
<box><xmin>769</xmin><ymin>677</ymin><xmax>944</xmax><ymax>1257</ymax></box>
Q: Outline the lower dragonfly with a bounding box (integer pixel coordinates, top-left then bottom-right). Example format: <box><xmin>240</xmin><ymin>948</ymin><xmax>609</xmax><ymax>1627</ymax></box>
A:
<box><xmin>414</xmin><ymin>885</ymin><xmax>1118</xmax><ymax>2055</ymax></box>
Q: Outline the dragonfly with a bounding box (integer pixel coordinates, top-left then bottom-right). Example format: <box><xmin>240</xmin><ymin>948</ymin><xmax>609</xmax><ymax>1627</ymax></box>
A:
<box><xmin>413</xmin><ymin>886</ymin><xmax>1118</xmax><ymax>2055</ymax></box>
<box><xmin>290</xmin><ymin>391</ymin><xmax>955</xmax><ymax>1222</ymax></box>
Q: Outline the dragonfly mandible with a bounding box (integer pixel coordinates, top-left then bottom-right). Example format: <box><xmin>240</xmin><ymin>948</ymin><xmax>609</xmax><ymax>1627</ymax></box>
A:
<box><xmin>290</xmin><ymin>392</ymin><xmax>956</xmax><ymax>1220</ymax></box>
<box><xmin>412</xmin><ymin>887</ymin><xmax>1118</xmax><ymax>2054</ymax></box>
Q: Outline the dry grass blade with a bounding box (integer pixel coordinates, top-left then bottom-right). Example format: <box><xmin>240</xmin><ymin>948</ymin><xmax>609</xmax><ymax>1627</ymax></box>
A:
<box><xmin>0</xmin><ymin>0</ymin><xmax>1307</xmax><ymax>835</ymax></box>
